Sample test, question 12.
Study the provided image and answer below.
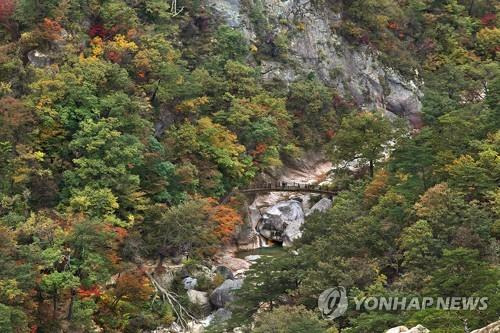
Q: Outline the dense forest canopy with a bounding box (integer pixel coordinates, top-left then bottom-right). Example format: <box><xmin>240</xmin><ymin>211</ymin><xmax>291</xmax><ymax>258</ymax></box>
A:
<box><xmin>0</xmin><ymin>0</ymin><xmax>498</xmax><ymax>332</ymax></box>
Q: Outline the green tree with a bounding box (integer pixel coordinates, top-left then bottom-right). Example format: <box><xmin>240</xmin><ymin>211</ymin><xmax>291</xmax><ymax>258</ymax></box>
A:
<box><xmin>252</xmin><ymin>305</ymin><xmax>329</xmax><ymax>333</ymax></box>
<box><xmin>231</xmin><ymin>255</ymin><xmax>298</xmax><ymax>325</ymax></box>
<box><xmin>165</xmin><ymin>117</ymin><xmax>254</xmax><ymax>196</ymax></box>
<box><xmin>286</xmin><ymin>78</ymin><xmax>337</xmax><ymax>146</ymax></box>
<box><xmin>63</xmin><ymin>118</ymin><xmax>144</xmax><ymax>218</ymax></box>
<box><xmin>216</xmin><ymin>93</ymin><xmax>292</xmax><ymax>167</ymax></box>
<box><xmin>399</xmin><ymin>220</ymin><xmax>435</xmax><ymax>269</ymax></box>
<box><xmin>330</xmin><ymin>112</ymin><xmax>402</xmax><ymax>177</ymax></box>
<box><xmin>40</xmin><ymin>271</ymin><xmax>80</xmax><ymax>319</ymax></box>
<box><xmin>141</xmin><ymin>199</ymin><xmax>218</xmax><ymax>261</ymax></box>
<box><xmin>428</xmin><ymin>248</ymin><xmax>499</xmax><ymax>297</ymax></box>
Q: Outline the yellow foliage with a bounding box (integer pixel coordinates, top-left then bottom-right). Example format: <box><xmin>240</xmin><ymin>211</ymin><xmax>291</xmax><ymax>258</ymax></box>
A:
<box><xmin>175</xmin><ymin>75</ymin><xmax>184</xmax><ymax>85</ymax></box>
<box><xmin>414</xmin><ymin>183</ymin><xmax>450</xmax><ymax>218</ymax></box>
<box><xmin>477</xmin><ymin>27</ymin><xmax>500</xmax><ymax>57</ymax></box>
<box><xmin>91</xmin><ymin>36</ymin><xmax>104</xmax><ymax>57</ymax></box>
<box><xmin>175</xmin><ymin>96</ymin><xmax>209</xmax><ymax>113</ymax></box>
<box><xmin>111</xmin><ymin>34</ymin><xmax>139</xmax><ymax>52</ymax></box>
<box><xmin>166</xmin><ymin>50</ymin><xmax>178</xmax><ymax>63</ymax></box>
<box><xmin>364</xmin><ymin>169</ymin><xmax>389</xmax><ymax>205</ymax></box>
<box><xmin>0</xmin><ymin>81</ymin><xmax>12</xmax><ymax>96</ymax></box>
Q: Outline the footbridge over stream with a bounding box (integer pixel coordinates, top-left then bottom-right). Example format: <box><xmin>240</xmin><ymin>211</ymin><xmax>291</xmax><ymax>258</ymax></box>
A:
<box><xmin>220</xmin><ymin>182</ymin><xmax>338</xmax><ymax>204</ymax></box>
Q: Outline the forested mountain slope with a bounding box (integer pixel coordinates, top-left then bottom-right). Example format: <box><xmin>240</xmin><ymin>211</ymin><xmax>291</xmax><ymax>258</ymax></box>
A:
<box><xmin>0</xmin><ymin>0</ymin><xmax>498</xmax><ymax>332</ymax></box>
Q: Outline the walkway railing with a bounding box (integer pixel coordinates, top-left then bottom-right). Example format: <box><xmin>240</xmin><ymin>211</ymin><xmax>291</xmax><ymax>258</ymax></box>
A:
<box><xmin>239</xmin><ymin>182</ymin><xmax>337</xmax><ymax>195</ymax></box>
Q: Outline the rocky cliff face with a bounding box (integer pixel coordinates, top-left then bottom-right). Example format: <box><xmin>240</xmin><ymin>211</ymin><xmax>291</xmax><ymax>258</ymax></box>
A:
<box><xmin>206</xmin><ymin>0</ymin><xmax>422</xmax><ymax>127</ymax></box>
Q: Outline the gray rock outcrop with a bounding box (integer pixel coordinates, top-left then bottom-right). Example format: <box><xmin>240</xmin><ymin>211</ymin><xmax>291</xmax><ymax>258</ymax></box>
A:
<box><xmin>207</xmin><ymin>0</ymin><xmax>422</xmax><ymax>126</ymax></box>
<box><xmin>470</xmin><ymin>320</ymin><xmax>500</xmax><ymax>333</ymax></box>
<box><xmin>214</xmin><ymin>265</ymin><xmax>234</xmax><ymax>280</ymax></box>
<box><xmin>182</xmin><ymin>277</ymin><xmax>198</xmax><ymax>290</ymax></box>
<box><xmin>385</xmin><ymin>325</ymin><xmax>430</xmax><ymax>333</ymax></box>
<box><xmin>306</xmin><ymin>197</ymin><xmax>332</xmax><ymax>216</ymax></box>
<box><xmin>187</xmin><ymin>290</ymin><xmax>210</xmax><ymax>310</ymax></box>
<box><xmin>257</xmin><ymin>199</ymin><xmax>305</xmax><ymax>246</ymax></box>
<box><xmin>27</xmin><ymin>50</ymin><xmax>51</xmax><ymax>68</ymax></box>
<box><xmin>213</xmin><ymin>308</ymin><xmax>232</xmax><ymax>322</ymax></box>
<box><xmin>209</xmin><ymin>279</ymin><xmax>243</xmax><ymax>308</ymax></box>
<box><xmin>408</xmin><ymin>325</ymin><xmax>430</xmax><ymax>333</ymax></box>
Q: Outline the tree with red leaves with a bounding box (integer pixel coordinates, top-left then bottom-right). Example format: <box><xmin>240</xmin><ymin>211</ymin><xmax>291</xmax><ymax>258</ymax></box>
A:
<box><xmin>481</xmin><ymin>13</ymin><xmax>496</xmax><ymax>27</ymax></box>
<box><xmin>0</xmin><ymin>0</ymin><xmax>15</xmax><ymax>22</ymax></box>
<box><xmin>0</xmin><ymin>0</ymin><xmax>19</xmax><ymax>39</ymax></box>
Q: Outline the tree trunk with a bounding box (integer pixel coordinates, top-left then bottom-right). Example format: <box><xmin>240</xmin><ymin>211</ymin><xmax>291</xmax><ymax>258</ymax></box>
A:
<box><xmin>468</xmin><ymin>0</ymin><xmax>475</xmax><ymax>15</ymax></box>
<box><xmin>67</xmin><ymin>289</ymin><xmax>76</xmax><ymax>320</ymax></box>
<box><xmin>369</xmin><ymin>160</ymin><xmax>374</xmax><ymax>178</ymax></box>
<box><xmin>53</xmin><ymin>293</ymin><xmax>57</xmax><ymax>320</ymax></box>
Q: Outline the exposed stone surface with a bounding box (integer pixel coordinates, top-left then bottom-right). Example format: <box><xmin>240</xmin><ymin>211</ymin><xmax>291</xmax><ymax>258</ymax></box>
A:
<box><xmin>385</xmin><ymin>325</ymin><xmax>429</xmax><ymax>333</ymax></box>
<box><xmin>182</xmin><ymin>277</ymin><xmax>198</xmax><ymax>290</ymax></box>
<box><xmin>244</xmin><ymin>255</ymin><xmax>261</xmax><ymax>262</ymax></box>
<box><xmin>470</xmin><ymin>320</ymin><xmax>500</xmax><ymax>333</ymax></box>
<box><xmin>306</xmin><ymin>197</ymin><xmax>332</xmax><ymax>216</ymax></box>
<box><xmin>212</xmin><ymin>308</ymin><xmax>232</xmax><ymax>322</ymax></box>
<box><xmin>187</xmin><ymin>290</ymin><xmax>210</xmax><ymax>309</ymax></box>
<box><xmin>215</xmin><ymin>255</ymin><xmax>251</xmax><ymax>273</ymax></box>
<box><xmin>408</xmin><ymin>325</ymin><xmax>430</xmax><ymax>333</ymax></box>
<box><xmin>236</xmin><ymin>152</ymin><xmax>333</xmax><ymax>249</ymax></box>
<box><xmin>146</xmin><ymin>264</ymin><xmax>184</xmax><ymax>290</ymax></box>
<box><xmin>167</xmin><ymin>321</ymin><xmax>204</xmax><ymax>333</ymax></box>
<box><xmin>257</xmin><ymin>199</ymin><xmax>305</xmax><ymax>247</ymax></box>
<box><xmin>385</xmin><ymin>326</ymin><xmax>408</xmax><ymax>333</ymax></box>
<box><xmin>27</xmin><ymin>50</ymin><xmax>51</xmax><ymax>67</ymax></box>
<box><xmin>209</xmin><ymin>279</ymin><xmax>243</xmax><ymax>308</ymax></box>
<box><xmin>207</xmin><ymin>0</ymin><xmax>422</xmax><ymax>126</ymax></box>
<box><xmin>214</xmin><ymin>265</ymin><xmax>234</xmax><ymax>280</ymax></box>
<box><xmin>206</xmin><ymin>0</ymin><xmax>242</xmax><ymax>27</ymax></box>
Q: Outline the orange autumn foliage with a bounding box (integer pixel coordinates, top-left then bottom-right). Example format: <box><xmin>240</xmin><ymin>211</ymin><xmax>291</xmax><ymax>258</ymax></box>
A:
<box><xmin>251</xmin><ymin>143</ymin><xmax>267</xmax><ymax>157</ymax></box>
<box><xmin>111</xmin><ymin>271</ymin><xmax>153</xmax><ymax>304</ymax></box>
<box><xmin>205</xmin><ymin>198</ymin><xmax>243</xmax><ymax>243</ymax></box>
<box><xmin>40</xmin><ymin>18</ymin><xmax>62</xmax><ymax>41</ymax></box>
<box><xmin>77</xmin><ymin>285</ymin><xmax>101</xmax><ymax>298</ymax></box>
<box><xmin>364</xmin><ymin>169</ymin><xmax>389</xmax><ymax>206</ymax></box>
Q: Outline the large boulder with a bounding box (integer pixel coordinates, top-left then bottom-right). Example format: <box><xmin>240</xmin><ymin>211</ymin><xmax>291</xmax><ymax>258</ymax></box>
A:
<box><xmin>182</xmin><ymin>277</ymin><xmax>198</xmax><ymax>290</ymax></box>
<box><xmin>408</xmin><ymin>325</ymin><xmax>430</xmax><ymax>333</ymax></box>
<box><xmin>209</xmin><ymin>279</ymin><xmax>243</xmax><ymax>308</ymax></box>
<box><xmin>214</xmin><ymin>265</ymin><xmax>234</xmax><ymax>280</ymax></box>
<box><xmin>236</xmin><ymin>202</ymin><xmax>268</xmax><ymax>250</ymax></box>
<box><xmin>385</xmin><ymin>325</ymin><xmax>429</xmax><ymax>333</ymax></box>
<box><xmin>27</xmin><ymin>50</ymin><xmax>51</xmax><ymax>68</ymax></box>
<box><xmin>306</xmin><ymin>197</ymin><xmax>332</xmax><ymax>216</ymax></box>
<box><xmin>257</xmin><ymin>199</ymin><xmax>305</xmax><ymax>246</ymax></box>
<box><xmin>213</xmin><ymin>308</ymin><xmax>232</xmax><ymax>322</ymax></box>
<box><xmin>216</xmin><ymin>255</ymin><xmax>250</xmax><ymax>275</ymax></box>
<box><xmin>187</xmin><ymin>290</ymin><xmax>210</xmax><ymax>310</ymax></box>
<box><xmin>471</xmin><ymin>320</ymin><xmax>500</xmax><ymax>333</ymax></box>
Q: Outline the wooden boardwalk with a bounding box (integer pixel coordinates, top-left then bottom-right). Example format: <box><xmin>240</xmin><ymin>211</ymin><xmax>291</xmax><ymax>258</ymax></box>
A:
<box><xmin>219</xmin><ymin>183</ymin><xmax>337</xmax><ymax>204</ymax></box>
<box><xmin>239</xmin><ymin>183</ymin><xmax>337</xmax><ymax>195</ymax></box>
